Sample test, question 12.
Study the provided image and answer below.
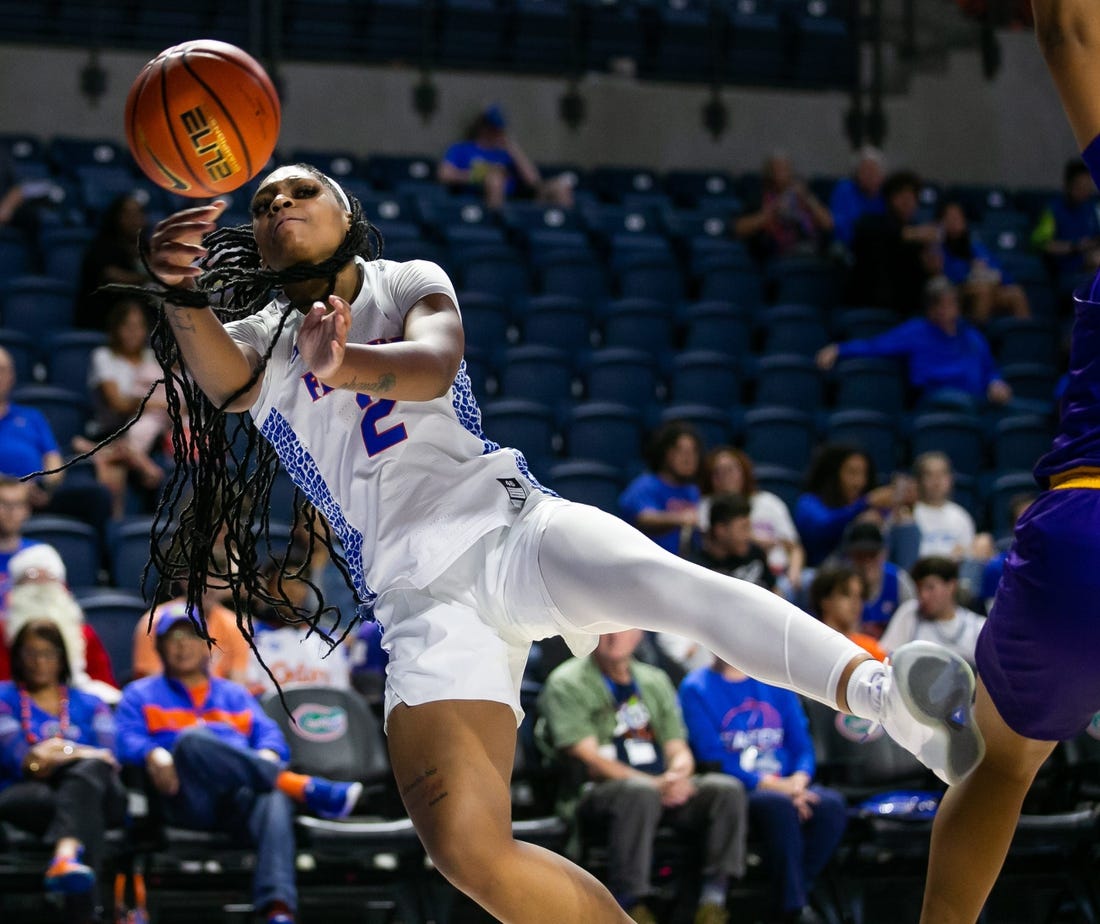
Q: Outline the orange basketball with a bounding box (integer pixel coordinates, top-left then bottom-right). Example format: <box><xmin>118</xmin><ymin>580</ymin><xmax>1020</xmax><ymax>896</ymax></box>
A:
<box><xmin>125</xmin><ymin>40</ymin><xmax>281</xmax><ymax>198</ymax></box>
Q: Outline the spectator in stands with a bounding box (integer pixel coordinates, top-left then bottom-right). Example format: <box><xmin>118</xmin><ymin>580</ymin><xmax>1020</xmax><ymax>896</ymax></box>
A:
<box><xmin>0</xmin><ymin>476</ymin><xmax>35</xmax><ymax>601</ymax></box>
<box><xmin>912</xmin><ymin>451</ymin><xmax>994</xmax><ymax>562</ymax></box>
<box><xmin>680</xmin><ymin>657</ymin><xmax>848</xmax><ymax>924</ymax></box>
<box><xmin>793</xmin><ymin>444</ymin><xmax>916</xmax><ymax>568</ymax></box>
<box><xmin>817</xmin><ymin>275</ymin><xmax>1014</xmax><ymax>410</ymax></box>
<box><xmin>74</xmin><ymin>193</ymin><xmax>149</xmax><ymax>331</ymax></box>
<box><xmin>243</xmin><ymin>544</ymin><xmax>351</xmax><ymax>697</ymax></box>
<box><xmin>0</xmin><ymin>617</ymin><xmax>126</xmax><ymax>923</ymax></box>
<box><xmin>848</xmin><ymin>169</ymin><xmax>940</xmax><ymax>315</ymax></box>
<box><xmin>733</xmin><ymin>152</ymin><xmax>833</xmax><ymax>263</ymax></box>
<box><xmin>1031</xmin><ymin>157</ymin><xmax>1100</xmax><ymax>284</ymax></box>
<box><xmin>934</xmin><ymin>200</ymin><xmax>1030</xmax><ymax>324</ymax></box>
<box><xmin>538</xmin><ymin>629</ymin><xmax>746</xmax><ymax>924</ymax></box>
<box><xmin>1</xmin><ymin>544</ymin><xmax>119</xmax><ymax>701</ymax></box>
<box><xmin>619</xmin><ymin>420</ymin><xmax>702</xmax><ymax>556</ymax></box>
<box><xmin>438</xmin><ymin>104</ymin><xmax>574</xmax><ymax>211</ymax></box>
<box><xmin>80</xmin><ymin>297</ymin><xmax>168</xmax><ymax>518</ymax></box>
<box><xmin>0</xmin><ymin>346</ymin><xmax>112</xmax><ymax>536</ymax></box>
<box><xmin>979</xmin><ymin>492</ymin><xmax>1036</xmax><ymax>611</ymax></box>
<box><xmin>660</xmin><ymin>493</ymin><xmax>778</xmax><ymax>680</ymax></box>
<box><xmin>808</xmin><ymin>565</ymin><xmax>886</xmax><ymax>661</ymax></box>
<box><xmin>829</xmin><ymin>146</ymin><xmax>886</xmax><ymax>249</ymax></box>
<box><xmin>879</xmin><ymin>556</ymin><xmax>985</xmax><ymax>667</ymax></box>
<box><xmin>697</xmin><ymin>447</ymin><xmax>805</xmax><ymax>599</ymax></box>
<box><xmin>839</xmin><ymin>521</ymin><xmax>916</xmax><ymax>641</ymax></box>
<box><xmin>115</xmin><ymin>608</ymin><xmax>363</xmax><ymax>924</ymax></box>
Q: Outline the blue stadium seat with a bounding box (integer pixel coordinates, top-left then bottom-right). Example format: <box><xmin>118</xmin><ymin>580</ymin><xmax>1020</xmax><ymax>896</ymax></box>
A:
<box><xmin>992</xmin><ymin>415</ymin><xmax>1054</xmax><ymax>472</ymax></box>
<box><xmin>826</xmin><ymin>409</ymin><xmax>899</xmax><ymax>478</ymax></box>
<box><xmin>519</xmin><ymin>296</ymin><xmax>596</xmax><ymax>353</ymax></box>
<box><xmin>545</xmin><ymin>460</ymin><xmax>624</xmax><ymax>513</ymax></box>
<box><xmin>614</xmin><ymin>253</ymin><xmax>685</xmax><ymax>305</ymax></box>
<box><xmin>997</xmin><ymin>252</ymin><xmax>1049</xmax><ymax>286</ymax></box>
<box><xmin>1</xmin><ymin>276</ymin><xmax>75</xmax><ymax>338</ymax></box>
<box><xmin>77</xmin><ymin>589</ymin><xmax>148</xmax><ymax>684</ymax></box>
<box><xmin>538</xmin><ymin>251</ymin><xmax>611</xmax><ymax>302</ymax></box>
<box><xmin>38</xmin><ymin>227</ymin><xmax>95</xmax><ymax>289</ymax></box>
<box><xmin>658</xmin><ymin>404</ymin><xmax>737</xmax><ymax>450</ymax></box>
<box><xmin>287</xmin><ymin>148</ymin><xmax>364</xmax><ymax>181</ymax></box>
<box><xmin>832</xmin><ymin>358</ymin><xmax>906</xmax><ymax>416</ymax></box>
<box><xmin>458</xmin><ymin>292</ymin><xmax>513</xmax><ymax>352</ymax></box>
<box><xmin>988</xmin><ymin>317</ymin><xmax>1059</xmax><ymax>367</ymax></box>
<box><xmin>501</xmin><ymin>202</ymin><xmax>588</xmax><ymax>249</ymax></box>
<box><xmin>986</xmin><ymin>471</ymin><xmax>1039</xmax><ymax>537</ymax></box>
<box><xmin>599</xmin><ymin>298</ymin><xmax>676</xmax><ymax>355</ymax></box>
<box><xmin>23</xmin><ymin>515</ymin><xmax>100</xmax><ymax>589</ymax></box>
<box><xmin>460</xmin><ymin>348</ymin><xmax>493</xmax><ymax>399</ymax></box>
<box><xmin>681</xmin><ymin>301</ymin><xmax>752</xmax><ymax>358</ymax></box>
<box><xmin>47</xmin><ymin>136</ymin><xmax>126</xmax><ymax>174</ymax></box>
<box><xmin>742</xmin><ymin>407</ymin><xmax>817</xmax><ymax>472</ymax></box>
<box><xmin>663</xmin><ymin>170</ymin><xmax>737</xmax><ymax>209</ymax></box>
<box><xmin>563</xmin><ymin>402</ymin><xmax>645</xmax><ymax>472</ymax></box>
<box><xmin>438</xmin><ymin>0</ymin><xmax>508</xmax><ymax>67</ymax></box>
<box><xmin>975</xmin><ymin>209</ymin><xmax>1032</xmax><ymax>253</ymax></box>
<box><xmin>480</xmin><ymin>399</ymin><xmax>559</xmax><ymax>471</ymax></box>
<box><xmin>831</xmin><ymin>306</ymin><xmax>895</xmax><ymax>341</ymax></box>
<box><xmin>650</xmin><ymin>0</ymin><xmax>715</xmax><ymax>81</ymax></box>
<box><xmin>582</xmin><ymin>348</ymin><xmax>661</xmax><ymax>409</ymax></box>
<box><xmin>1002</xmin><ymin>362</ymin><xmax>1059</xmax><ymax>407</ymax></box>
<box><xmin>770</xmin><ymin>259</ymin><xmax>843</xmax><ymax>308</ymax></box>
<box><xmin>365</xmin><ymin>153</ymin><xmax>436</xmax><ymax>191</ymax></box>
<box><xmin>668</xmin><ymin>350</ymin><xmax>741</xmax><ymax>408</ymax></box>
<box><xmin>0</xmin><ymin>329</ymin><xmax>39</xmax><ymax>383</ymax></box>
<box><xmin>760</xmin><ymin>304</ymin><xmax>828</xmax><ymax>357</ymax></box>
<box><xmin>696</xmin><ymin>259</ymin><xmax>765</xmax><ymax>308</ymax></box>
<box><xmin>582</xmin><ymin>0</ymin><xmax>646</xmax><ymax>73</ymax></box>
<box><xmin>11</xmin><ymin>384</ymin><xmax>91</xmax><ymax>447</ymax></box>
<box><xmin>458</xmin><ymin>246</ymin><xmax>532</xmax><ymax>305</ymax></box>
<box><xmin>910</xmin><ymin>413</ymin><xmax>985</xmax><ymax>477</ymax></box>
<box><xmin>0</xmin><ymin>227</ymin><xmax>32</xmax><ymax>282</ymax></box>
<box><xmin>589</xmin><ymin>167</ymin><xmax>661</xmax><ymax>205</ymax></box>
<box><xmin>792</xmin><ymin>0</ymin><xmax>856</xmax><ymax>87</ymax></box>
<box><xmin>107</xmin><ymin>515</ymin><xmax>157</xmax><ymax>596</ymax></box>
<box><xmin>752</xmin><ymin>464</ymin><xmax>804</xmax><ymax>511</ymax></box>
<box><xmin>754</xmin><ymin>354</ymin><xmax>823</xmax><ymax>411</ymax></box>
<box><xmin>45</xmin><ymin>330</ymin><xmax>106</xmax><ymax>394</ymax></box>
<box><xmin>497</xmin><ymin>345</ymin><xmax>576</xmax><ymax>409</ymax></box>
<box><xmin>724</xmin><ymin>0</ymin><xmax>786</xmax><ymax>83</ymax></box>
<box><xmin>512</xmin><ymin>0</ymin><xmax>573</xmax><ymax>72</ymax></box>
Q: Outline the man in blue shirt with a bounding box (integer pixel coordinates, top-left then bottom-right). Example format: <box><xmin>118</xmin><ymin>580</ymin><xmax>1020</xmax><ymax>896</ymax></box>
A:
<box><xmin>1031</xmin><ymin>158</ymin><xmax>1100</xmax><ymax>280</ymax></box>
<box><xmin>816</xmin><ymin>276</ymin><xmax>1013</xmax><ymax>407</ymax></box>
<box><xmin>828</xmin><ymin>146</ymin><xmax>886</xmax><ymax>249</ymax></box>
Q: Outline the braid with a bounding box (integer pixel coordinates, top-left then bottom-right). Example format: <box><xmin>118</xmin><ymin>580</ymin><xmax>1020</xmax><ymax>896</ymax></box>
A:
<box><xmin>69</xmin><ymin>166</ymin><xmax>382</xmax><ymax>690</ymax></box>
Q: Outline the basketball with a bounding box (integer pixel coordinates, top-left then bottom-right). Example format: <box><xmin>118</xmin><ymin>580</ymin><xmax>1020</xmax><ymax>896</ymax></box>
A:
<box><xmin>125</xmin><ymin>40</ymin><xmax>280</xmax><ymax>198</ymax></box>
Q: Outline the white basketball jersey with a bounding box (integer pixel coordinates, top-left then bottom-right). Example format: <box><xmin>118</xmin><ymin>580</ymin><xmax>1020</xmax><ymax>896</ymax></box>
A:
<box><xmin>226</xmin><ymin>258</ymin><xmax>545</xmax><ymax>606</ymax></box>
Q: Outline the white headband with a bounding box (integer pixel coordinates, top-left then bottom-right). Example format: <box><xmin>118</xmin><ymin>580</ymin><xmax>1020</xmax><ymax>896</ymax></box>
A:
<box><xmin>257</xmin><ymin>167</ymin><xmax>351</xmax><ymax>213</ymax></box>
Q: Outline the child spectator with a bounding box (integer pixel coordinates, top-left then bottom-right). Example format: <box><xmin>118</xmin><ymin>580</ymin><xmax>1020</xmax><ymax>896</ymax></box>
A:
<box><xmin>839</xmin><ymin>521</ymin><xmax>916</xmax><ymax>641</ymax></box>
<box><xmin>808</xmin><ymin>565</ymin><xmax>886</xmax><ymax>661</ymax></box>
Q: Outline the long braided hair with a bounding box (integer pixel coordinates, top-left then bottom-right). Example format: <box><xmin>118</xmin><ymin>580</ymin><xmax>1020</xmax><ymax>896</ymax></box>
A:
<box><xmin>87</xmin><ymin>165</ymin><xmax>383</xmax><ymax>684</ymax></box>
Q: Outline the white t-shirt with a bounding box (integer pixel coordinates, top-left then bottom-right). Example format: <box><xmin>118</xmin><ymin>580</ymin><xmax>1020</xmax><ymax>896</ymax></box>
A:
<box><xmin>914</xmin><ymin>501</ymin><xmax>976</xmax><ymax>559</ymax></box>
<box><xmin>87</xmin><ymin>346</ymin><xmax>169</xmax><ymax>450</ymax></box>
<box><xmin>244</xmin><ymin>622</ymin><xmax>351</xmax><ymax>696</ymax></box>
<box><xmin>879</xmin><ymin>599</ymin><xmax>985</xmax><ymax>666</ymax></box>
<box><xmin>226</xmin><ymin>258</ymin><xmax>545</xmax><ymax>605</ymax></box>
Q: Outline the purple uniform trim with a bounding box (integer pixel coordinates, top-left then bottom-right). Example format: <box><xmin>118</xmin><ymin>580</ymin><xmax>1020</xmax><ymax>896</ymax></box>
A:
<box><xmin>1083</xmin><ymin>133</ymin><xmax>1100</xmax><ymax>192</ymax></box>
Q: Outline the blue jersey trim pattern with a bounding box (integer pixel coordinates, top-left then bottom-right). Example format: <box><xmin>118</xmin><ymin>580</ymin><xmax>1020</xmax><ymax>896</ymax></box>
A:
<box><xmin>259</xmin><ymin>409</ymin><xmax>375</xmax><ymax>607</ymax></box>
<box><xmin>450</xmin><ymin>360</ymin><xmax>556</xmax><ymax>496</ymax></box>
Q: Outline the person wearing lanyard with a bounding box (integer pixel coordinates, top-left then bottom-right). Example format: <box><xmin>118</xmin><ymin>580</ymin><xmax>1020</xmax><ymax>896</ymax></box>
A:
<box><xmin>0</xmin><ymin>617</ymin><xmax>125</xmax><ymax>923</ymax></box>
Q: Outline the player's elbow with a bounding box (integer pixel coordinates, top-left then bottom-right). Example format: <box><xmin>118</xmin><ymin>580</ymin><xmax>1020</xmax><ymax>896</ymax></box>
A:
<box><xmin>1034</xmin><ymin>0</ymin><xmax>1094</xmax><ymax>58</ymax></box>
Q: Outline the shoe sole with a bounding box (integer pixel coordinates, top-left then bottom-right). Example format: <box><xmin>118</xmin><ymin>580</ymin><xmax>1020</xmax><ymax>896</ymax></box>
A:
<box><xmin>890</xmin><ymin>641</ymin><xmax>985</xmax><ymax>785</ymax></box>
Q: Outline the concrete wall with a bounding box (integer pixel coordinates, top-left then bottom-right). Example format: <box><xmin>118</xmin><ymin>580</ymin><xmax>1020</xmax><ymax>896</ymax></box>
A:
<box><xmin>0</xmin><ymin>31</ymin><xmax>1076</xmax><ymax>187</ymax></box>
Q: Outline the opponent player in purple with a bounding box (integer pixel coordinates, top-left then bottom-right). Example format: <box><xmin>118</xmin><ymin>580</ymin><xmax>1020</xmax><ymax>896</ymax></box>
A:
<box><xmin>921</xmin><ymin>3</ymin><xmax>1100</xmax><ymax>920</ymax></box>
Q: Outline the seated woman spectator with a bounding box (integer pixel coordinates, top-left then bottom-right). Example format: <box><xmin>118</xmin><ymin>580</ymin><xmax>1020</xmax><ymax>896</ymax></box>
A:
<box><xmin>680</xmin><ymin>656</ymin><xmax>848</xmax><ymax>924</ymax></box>
<box><xmin>912</xmin><ymin>451</ymin><xmax>993</xmax><ymax>563</ymax></box>
<box><xmin>74</xmin><ymin>193</ymin><xmax>149</xmax><ymax>331</ymax></box>
<box><xmin>80</xmin><ymin>297</ymin><xmax>169</xmax><ymax>518</ymax></box>
<box><xmin>438</xmin><ymin>105</ymin><xmax>574</xmax><ymax>210</ymax></box>
<box><xmin>0</xmin><ymin>618</ymin><xmax>126</xmax><ymax>923</ymax></box>
<box><xmin>879</xmin><ymin>556</ymin><xmax>985</xmax><ymax>667</ymax></box>
<box><xmin>1031</xmin><ymin>158</ymin><xmax>1100</xmax><ymax>287</ymax></box>
<box><xmin>697</xmin><ymin>447</ymin><xmax>805</xmax><ymax>598</ymax></box>
<box><xmin>935</xmin><ymin>200</ymin><xmax>1030</xmax><ymax>324</ymax></box>
<box><xmin>734</xmin><ymin>152</ymin><xmax>833</xmax><ymax>263</ymax></box>
<box><xmin>793</xmin><ymin>444</ymin><xmax>916</xmax><ymax>569</ymax></box>
<box><xmin>1</xmin><ymin>544</ymin><xmax>119</xmax><ymax>702</ymax></box>
<box><xmin>618</xmin><ymin>420</ymin><xmax>702</xmax><ymax>556</ymax></box>
<box><xmin>807</xmin><ymin>565</ymin><xmax>886</xmax><ymax>661</ymax></box>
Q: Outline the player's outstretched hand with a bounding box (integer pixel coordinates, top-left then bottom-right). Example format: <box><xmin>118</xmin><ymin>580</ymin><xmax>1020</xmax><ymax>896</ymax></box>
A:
<box><xmin>148</xmin><ymin>200</ymin><xmax>227</xmax><ymax>289</ymax></box>
<box><xmin>299</xmin><ymin>293</ymin><xmax>351</xmax><ymax>381</ymax></box>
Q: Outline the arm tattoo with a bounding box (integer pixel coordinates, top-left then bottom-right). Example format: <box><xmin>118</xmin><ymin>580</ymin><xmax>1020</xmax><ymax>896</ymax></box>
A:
<box><xmin>338</xmin><ymin>371</ymin><xmax>396</xmax><ymax>394</ymax></box>
<box><xmin>165</xmin><ymin>304</ymin><xmax>197</xmax><ymax>332</ymax></box>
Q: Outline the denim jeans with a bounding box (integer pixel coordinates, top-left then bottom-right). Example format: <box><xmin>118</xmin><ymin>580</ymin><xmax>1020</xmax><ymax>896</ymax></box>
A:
<box><xmin>166</xmin><ymin>727</ymin><xmax>297</xmax><ymax>913</ymax></box>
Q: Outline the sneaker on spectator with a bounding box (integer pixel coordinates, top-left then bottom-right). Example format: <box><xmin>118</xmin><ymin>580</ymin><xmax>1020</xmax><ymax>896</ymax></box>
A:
<box><xmin>303</xmin><ymin>777</ymin><xmax>363</xmax><ymax>820</ymax></box>
<box><xmin>44</xmin><ymin>849</ymin><xmax>95</xmax><ymax>894</ymax></box>
<box><xmin>879</xmin><ymin>641</ymin><xmax>985</xmax><ymax>785</ymax></box>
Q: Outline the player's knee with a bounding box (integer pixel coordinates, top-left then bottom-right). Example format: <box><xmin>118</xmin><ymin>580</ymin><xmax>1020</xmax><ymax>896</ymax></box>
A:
<box><xmin>425</xmin><ymin>830</ymin><xmax>516</xmax><ymax>898</ymax></box>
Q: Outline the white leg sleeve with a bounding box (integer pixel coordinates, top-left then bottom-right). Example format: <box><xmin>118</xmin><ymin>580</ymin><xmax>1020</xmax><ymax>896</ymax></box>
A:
<box><xmin>535</xmin><ymin>501</ymin><xmax>864</xmax><ymax>708</ymax></box>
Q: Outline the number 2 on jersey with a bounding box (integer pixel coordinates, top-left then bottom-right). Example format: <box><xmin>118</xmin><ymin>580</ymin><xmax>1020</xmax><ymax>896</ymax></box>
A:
<box><xmin>356</xmin><ymin>393</ymin><xmax>408</xmax><ymax>456</ymax></box>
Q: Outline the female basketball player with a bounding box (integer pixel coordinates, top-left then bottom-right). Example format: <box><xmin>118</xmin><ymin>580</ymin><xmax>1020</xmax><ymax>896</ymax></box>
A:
<box><xmin>919</xmin><ymin>3</ymin><xmax>1100</xmax><ymax>921</ymax></box>
<box><xmin>142</xmin><ymin>164</ymin><xmax>982</xmax><ymax>924</ymax></box>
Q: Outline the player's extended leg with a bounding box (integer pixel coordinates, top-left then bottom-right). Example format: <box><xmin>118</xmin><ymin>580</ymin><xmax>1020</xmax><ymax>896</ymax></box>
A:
<box><xmin>919</xmin><ymin>680</ymin><xmax>1056</xmax><ymax>924</ymax></box>
<box><xmin>386</xmin><ymin>699</ymin><xmax>632</xmax><ymax>924</ymax></box>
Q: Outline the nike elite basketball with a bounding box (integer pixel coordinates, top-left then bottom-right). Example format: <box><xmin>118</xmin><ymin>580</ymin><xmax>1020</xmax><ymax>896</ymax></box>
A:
<box><xmin>125</xmin><ymin>40</ymin><xmax>281</xmax><ymax>198</ymax></box>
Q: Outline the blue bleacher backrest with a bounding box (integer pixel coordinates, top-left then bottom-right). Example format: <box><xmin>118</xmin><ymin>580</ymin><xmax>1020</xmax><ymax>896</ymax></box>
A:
<box><xmin>46</xmin><ymin>330</ymin><xmax>106</xmax><ymax>394</ymax></box>
<box><xmin>910</xmin><ymin>413</ymin><xmax>985</xmax><ymax>477</ymax></box>
<box><xmin>107</xmin><ymin>515</ymin><xmax>158</xmax><ymax>597</ymax></box>
<box><xmin>2</xmin><ymin>276</ymin><xmax>75</xmax><ymax>337</ymax></box>
<box><xmin>742</xmin><ymin>406</ymin><xmax>817</xmax><ymax>472</ymax></box>
<box><xmin>77</xmin><ymin>589</ymin><xmax>148</xmax><ymax>684</ymax></box>
<box><xmin>545</xmin><ymin>460</ymin><xmax>624</xmax><ymax>513</ymax></box>
<box><xmin>23</xmin><ymin>516</ymin><xmax>100</xmax><ymax>588</ymax></box>
<box><xmin>669</xmin><ymin>350</ymin><xmax>741</xmax><ymax>408</ymax></box>
<box><xmin>564</xmin><ymin>402</ymin><xmax>645</xmax><ymax>472</ymax></box>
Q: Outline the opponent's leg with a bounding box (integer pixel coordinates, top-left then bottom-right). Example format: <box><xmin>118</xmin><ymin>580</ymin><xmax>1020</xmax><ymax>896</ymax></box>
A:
<box><xmin>919</xmin><ymin>680</ymin><xmax>1056</xmax><ymax>924</ymax></box>
<box><xmin>387</xmin><ymin>699</ymin><xmax>632</xmax><ymax>924</ymax></box>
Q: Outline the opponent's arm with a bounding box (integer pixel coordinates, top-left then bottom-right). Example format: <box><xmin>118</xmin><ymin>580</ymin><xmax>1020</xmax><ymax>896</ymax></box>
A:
<box><xmin>147</xmin><ymin>202</ymin><xmax>264</xmax><ymax>412</ymax></box>
<box><xmin>301</xmin><ymin>291</ymin><xmax>464</xmax><ymax>400</ymax></box>
<box><xmin>1034</xmin><ymin>0</ymin><xmax>1100</xmax><ymax>148</ymax></box>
